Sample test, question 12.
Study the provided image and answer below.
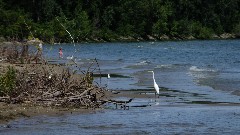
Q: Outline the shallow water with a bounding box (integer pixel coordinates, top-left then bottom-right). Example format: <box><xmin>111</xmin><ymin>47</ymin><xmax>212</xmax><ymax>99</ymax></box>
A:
<box><xmin>43</xmin><ymin>40</ymin><xmax>240</xmax><ymax>102</ymax></box>
<box><xmin>1</xmin><ymin>104</ymin><xmax>240</xmax><ymax>135</ymax></box>
<box><xmin>1</xmin><ymin>40</ymin><xmax>240</xmax><ymax>134</ymax></box>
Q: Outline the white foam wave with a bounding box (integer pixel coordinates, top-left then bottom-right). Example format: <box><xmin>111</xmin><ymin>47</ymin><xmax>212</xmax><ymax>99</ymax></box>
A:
<box><xmin>189</xmin><ymin>66</ymin><xmax>216</xmax><ymax>72</ymax></box>
<box><xmin>156</xmin><ymin>64</ymin><xmax>174</xmax><ymax>69</ymax></box>
<box><xmin>188</xmin><ymin>66</ymin><xmax>218</xmax><ymax>80</ymax></box>
<box><xmin>135</xmin><ymin>60</ymin><xmax>151</xmax><ymax>65</ymax></box>
<box><xmin>155</xmin><ymin>64</ymin><xmax>188</xmax><ymax>69</ymax></box>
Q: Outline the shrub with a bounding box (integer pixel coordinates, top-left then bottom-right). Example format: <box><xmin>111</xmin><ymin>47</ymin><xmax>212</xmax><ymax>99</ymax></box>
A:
<box><xmin>0</xmin><ymin>66</ymin><xmax>16</xmax><ymax>97</ymax></box>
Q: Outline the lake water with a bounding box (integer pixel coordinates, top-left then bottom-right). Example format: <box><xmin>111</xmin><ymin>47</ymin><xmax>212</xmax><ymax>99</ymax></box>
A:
<box><xmin>1</xmin><ymin>40</ymin><xmax>240</xmax><ymax>134</ymax></box>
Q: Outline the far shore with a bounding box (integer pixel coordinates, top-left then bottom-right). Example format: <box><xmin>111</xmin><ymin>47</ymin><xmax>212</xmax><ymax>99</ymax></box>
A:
<box><xmin>0</xmin><ymin>33</ymin><xmax>239</xmax><ymax>45</ymax></box>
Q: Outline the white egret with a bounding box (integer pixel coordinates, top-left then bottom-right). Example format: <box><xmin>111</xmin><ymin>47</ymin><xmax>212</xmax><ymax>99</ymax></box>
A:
<box><xmin>107</xmin><ymin>74</ymin><xmax>111</xmax><ymax>79</ymax></box>
<box><xmin>148</xmin><ymin>71</ymin><xmax>160</xmax><ymax>98</ymax></box>
<box><xmin>67</xmin><ymin>55</ymin><xmax>74</xmax><ymax>60</ymax></box>
<box><xmin>48</xmin><ymin>73</ymin><xmax>53</xmax><ymax>79</ymax></box>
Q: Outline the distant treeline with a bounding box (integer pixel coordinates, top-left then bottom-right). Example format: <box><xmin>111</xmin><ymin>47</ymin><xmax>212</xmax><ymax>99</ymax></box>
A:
<box><xmin>0</xmin><ymin>0</ymin><xmax>240</xmax><ymax>43</ymax></box>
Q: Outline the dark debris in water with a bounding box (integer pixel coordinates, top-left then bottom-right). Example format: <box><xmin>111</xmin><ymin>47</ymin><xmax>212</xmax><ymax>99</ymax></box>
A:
<box><xmin>93</xmin><ymin>73</ymin><xmax>131</xmax><ymax>78</ymax></box>
<box><xmin>160</xmin><ymin>94</ymin><xmax>176</xmax><ymax>97</ymax></box>
<box><xmin>131</xmin><ymin>105</ymin><xmax>149</xmax><ymax>108</ymax></box>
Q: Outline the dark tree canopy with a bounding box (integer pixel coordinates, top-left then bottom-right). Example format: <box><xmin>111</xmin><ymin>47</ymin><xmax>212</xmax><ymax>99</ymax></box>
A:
<box><xmin>0</xmin><ymin>0</ymin><xmax>240</xmax><ymax>42</ymax></box>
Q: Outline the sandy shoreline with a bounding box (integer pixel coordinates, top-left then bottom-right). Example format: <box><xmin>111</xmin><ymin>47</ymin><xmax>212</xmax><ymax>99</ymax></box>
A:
<box><xmin>0</xmin><ymin>102</ymin><xmax>98</xmax><ymax>124</ymax></box>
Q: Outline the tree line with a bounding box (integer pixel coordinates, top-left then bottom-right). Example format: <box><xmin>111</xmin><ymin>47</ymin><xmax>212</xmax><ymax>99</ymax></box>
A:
<box><xmin>0</xmin><ymin>0</ymin><xmax>240</xmax><ymax>43</ymax></box>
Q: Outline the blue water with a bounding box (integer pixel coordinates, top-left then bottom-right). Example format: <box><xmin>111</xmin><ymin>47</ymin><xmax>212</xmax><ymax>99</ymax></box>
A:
<box><xmin>43</xmin><ymin>40</ymin><xmax>240</xmax><ymax>100</ymax></box>
<box><xmin>1</xmin><ymin>40</ymin><xmax>240</xmax><ymax>134</ymax></box>
<box><xmin>1</xmin><ymin>105</ymin><xmax>240</xmax><ymax>135</ymax></box>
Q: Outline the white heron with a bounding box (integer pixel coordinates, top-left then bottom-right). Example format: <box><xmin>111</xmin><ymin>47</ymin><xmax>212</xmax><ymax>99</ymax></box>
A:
<box><xmin>148</xmin><ymin>71</ymin><xmax>160</xmax><ymax>98</ymax></box>
<box><xmin>107</xmin><ymin>74</ymin><xmax>111</xmax><ymax>79</ymax></box>
<box><xmin>48</xmin><ymin>73</ymin><xmax>53</xmax><ymax>79</ymax></box>
<box><xmin>67</xmin><ymin>55</ymin><xmax>74</xmax><ymax>60</ymax></box>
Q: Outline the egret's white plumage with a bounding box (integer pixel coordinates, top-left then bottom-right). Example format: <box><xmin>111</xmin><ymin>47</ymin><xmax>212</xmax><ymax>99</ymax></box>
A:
<box><xmin>48</xmin><ymin>73</ymin><xmax>53</xmax><ymax>79</ymax></box>
<box><xmin>107</xmin><ymin>74</ymin><xmax>111</xmax><ymax>79</ymax></box>
<box><xmin>67</xmin><ymin>55</ymin><xmax>74</xmax><ymax>60</ymax></box>
<box><xmin>149</xmin><ymin>71</ymin><xmax>160</xmax><ymax>96</ymax></box>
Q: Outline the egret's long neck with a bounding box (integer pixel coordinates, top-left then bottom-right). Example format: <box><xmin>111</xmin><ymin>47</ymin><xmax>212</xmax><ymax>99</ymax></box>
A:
<box><xmin>152</xmin><ymin>72</ymin><xmax>156</xmax><ymax>82</ymax></box>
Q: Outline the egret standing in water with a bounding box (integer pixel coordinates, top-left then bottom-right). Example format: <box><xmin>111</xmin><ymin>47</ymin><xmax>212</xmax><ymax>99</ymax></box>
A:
<box><xmin>107</xmin><ymin>74</ymin><xmax>111</xmax><ymax>79</ymax></box>
<box><xmin>67</xmin><ymin>55</ymin><xmax>74</xmax><ymax>60</ymax></box>
<box><xmin>148</xmin><ymin>71</ymin><xmax>160</xmax><ymax>98</ymax></box>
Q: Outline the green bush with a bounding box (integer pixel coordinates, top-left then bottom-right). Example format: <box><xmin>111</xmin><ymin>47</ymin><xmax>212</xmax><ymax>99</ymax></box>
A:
<box><xmin>0</xmin><ymin>66</ymin><xmax>16</xmax><ymax>97</ymax></box>
<box><xmin>191</xmin><ymin>22</ymin><xmax>213</xmax><ymax>39</ymax></box>
<box><xmin>198</xmin><ymin>27</ymin><xmax>213</xmax><ymax>39</ymax></box>
<box><xmin>233</xmin><ymin>23</ymin><xmax>240</xmax><ymax>36</ymax></box>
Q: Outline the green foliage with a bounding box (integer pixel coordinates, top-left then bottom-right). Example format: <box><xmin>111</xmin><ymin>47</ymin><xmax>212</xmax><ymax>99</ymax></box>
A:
<box><xmin>116</xmin><ymin>24</ymin><xmax>135</xmax><ymax>37</ymax></box>
<box><xmin>152</xmin><ymin>20</ymin><xmax>168</xmax><ymax>35</ymax></box>
<box><xmin>0</xmin><ymin>66</ymin><xmax>16</xmax><ymax>97</ymax></box>
<box><xmin>74</xmin><ymin>11</ymin><xmax>92</xmax><ymax>41</ymax></box>
<box><xmin>0</xmin><ymin>7</ymin><xmax>32</xmax><ymax>40</ymax></box>
<box><xmin>0</xmin><ymin>0</ymin><xmax>240</xmax><ymax>41</ymax></box>
<box><xmin>99</xmin><ymin>28</ymin><xmax>118</xmax><ymax>41</ymax></box>
<box><xmin>191</xmin><ymin>21</ymin><xmax>213</xmax><ymax>39</ymax></box>
<box><xmin>175</xmin><ymin>20</ymin><xmax>192</xmax><ymax>37</ymax></box>
<box><xmin>40</xmin><ymin>0</ymin><xmax>61</xmax><ymax>22</ymax></box>
<box><xmin>233</xmin><ymin>23</ymin><xmax>240</xmax><ymax>35</ymax></box>
<box><xmin>198</xmin><ymin>27</ymin><xmax>214</xmax><ymax>39</ymax></box>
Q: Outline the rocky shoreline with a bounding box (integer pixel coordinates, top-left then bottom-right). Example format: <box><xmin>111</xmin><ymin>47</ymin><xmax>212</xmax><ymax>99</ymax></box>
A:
<box><xmin>1</xmin><ymin>32</ymin><xmax>239</xmax><ymax>45</ymax></box>
<box><xmin>67</xmin><ymin>33</ymin><xmax>240</xmax><ymax>43</ymax></box>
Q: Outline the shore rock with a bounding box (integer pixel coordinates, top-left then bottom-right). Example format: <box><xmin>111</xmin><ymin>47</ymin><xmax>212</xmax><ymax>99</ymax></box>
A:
<box><xmin>147</xmin><ymin>35</ymin><xmax>156</xmax><ymax>41</ymax></box>
<box><xmin>219</xmin><ymin>33</ymin><xmax>236</xmax><ymax>39</ymax></box>
<box><xmin>212</xmin><ymin>34</ymin><xmax>220</xmax><ymax>39</ymax></box>
<box><xmin>159</xmin><ymin>34</ymin><xmax>170</xmax><ymax>40</ymax></box>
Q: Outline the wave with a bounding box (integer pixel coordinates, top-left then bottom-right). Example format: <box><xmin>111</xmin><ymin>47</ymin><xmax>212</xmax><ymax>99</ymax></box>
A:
<box><xmin>155</xmin><ymin>64</ymin><xmax>190</xmax><ymax>70</ymax></box>
<box><xmin>188</xmin><ymin>66</ymin><xmax>218</xmax><ymax>80</ymax></box>
<box><xmin>135</xmin><ymin>60</ymin><xmax>151</xmax><ymax>65</ymax></box>
<box><xmin>189</xmin><ymin>66</ymin><xmax>217</xmax><ymax>72</ymax></box>
<box><xmin>156</xmin><ymin>64</ymin><xmax>174</xmax><ymax>69</ymax></box>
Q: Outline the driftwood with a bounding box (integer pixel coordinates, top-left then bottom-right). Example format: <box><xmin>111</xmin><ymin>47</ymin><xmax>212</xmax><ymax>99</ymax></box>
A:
<box><xmin>0</xmin><ymin>43</ymin><xmax>45</xmax><ymax>64</ymax></box>
<box><xmin>0</xmin><ymin>65</ymin><xmax>134</xmax><ymax>109</ymax></box>
<box><xmin>0</xmin><ymin>64</ymin><xmax>107</xmax><ymax>108</ymax></box>
<box><xmin>0</xmin><ymin>45</ymin><xmax>133</xmax><ymax>109</ymax></box>
<box><xmin>101</xmin><ymin>98</ymin><xmax>134</xmax><ymax>110</ymax></box>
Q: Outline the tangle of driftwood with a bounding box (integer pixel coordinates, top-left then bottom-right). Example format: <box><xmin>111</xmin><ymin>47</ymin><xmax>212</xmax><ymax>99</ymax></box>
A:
<box><xmin>0</xmin><ymin>65</ymin><xmax>107</xmax><ymax>108</ymax></box>
<box><xmin>0</xmin><ymin>44</ymin><xmax>134</xmax><ymax>109</ymax></box>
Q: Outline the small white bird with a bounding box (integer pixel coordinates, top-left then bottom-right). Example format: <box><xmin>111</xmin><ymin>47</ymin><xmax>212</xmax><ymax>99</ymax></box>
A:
<box><xmin>148</xmin><ymin>71</ymin><xmax>160</xmax><ymax>98</ymax></box>
<box><xmin>67</xmin><ymin>55</ymin><xmax>74</xmax><ymax>60</ymax></box>
<box><xmin>107</xmin><ymin>74</ymin><xmax>111</xmax><ymax>79</ymax></box>
<box><xmin>48</xmin><ymin>73</ymin><xmax>53</xmax><ymax>79</ymax></box>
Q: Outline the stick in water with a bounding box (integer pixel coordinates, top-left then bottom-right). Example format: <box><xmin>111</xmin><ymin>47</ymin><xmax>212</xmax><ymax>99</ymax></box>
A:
<box><xmin>56</xmin><ymin>17</ymin><xmax>76</xmax><ymax>48</ymax></box>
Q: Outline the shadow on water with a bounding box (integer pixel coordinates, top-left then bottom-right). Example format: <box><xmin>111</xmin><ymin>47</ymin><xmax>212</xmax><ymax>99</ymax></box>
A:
<box><xmin>109</xmin><ymin>87</ymin><xmax>240</xmax><ymax>108</ymax></box>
